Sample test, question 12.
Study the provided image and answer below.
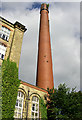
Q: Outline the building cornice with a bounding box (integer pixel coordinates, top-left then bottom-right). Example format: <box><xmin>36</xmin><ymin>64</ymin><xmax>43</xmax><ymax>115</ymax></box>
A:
<box><xmin>21</xmin><ymin>81</ymin><xmax>48</xmax><ymax>93</ymax></box>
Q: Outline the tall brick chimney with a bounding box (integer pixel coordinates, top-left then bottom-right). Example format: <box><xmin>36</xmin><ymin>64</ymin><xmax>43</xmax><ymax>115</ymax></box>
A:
<box><xmin>36</xmin><ymin>3</ymin><xmax>54</xmax><ymax>90</ymax></box>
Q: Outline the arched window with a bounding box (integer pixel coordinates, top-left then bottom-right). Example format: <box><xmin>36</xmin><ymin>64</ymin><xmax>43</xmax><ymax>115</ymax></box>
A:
<box><xmin>0</xmin><ymin>26</ymin><xmax>10</xmax><ymax>42</ymax></box>
<box><xmin>0</xmin><ymin>44</ymin><xmax>6</xmax><ymax>60</ymax></box>
<box><xmin>31</xmin><ymin>96</ymin><xmax>39</xmax><ymax>119</ymax></box>
<box><xmin>14</xmin><ymin>91</ymin><xmax>24</xmax><ymax>118</ymax></box>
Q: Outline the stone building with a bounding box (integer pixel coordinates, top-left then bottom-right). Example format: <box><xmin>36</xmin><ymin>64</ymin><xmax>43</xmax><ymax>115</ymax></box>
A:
<box><xmin>0</xmin><ymin>3</ymin><xmax>54</xmax><ymax>119</ymax></box>
<box><xmin>0</xmin><ymin>17</ymin><xmax>27</xmax><ymax>67</ymax></box>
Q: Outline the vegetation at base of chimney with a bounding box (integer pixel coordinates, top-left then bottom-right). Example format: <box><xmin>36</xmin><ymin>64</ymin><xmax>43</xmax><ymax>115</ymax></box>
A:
<box><xmin>39</xmin><ymin>98</ymin><xmax>47</xmax><ymax>119</ymax></box>
<box><xmin>47</xmin><ymin>84</ymin><xmax>82</xmax><ymax>120</ymax></box>
<box><xmin>47</xmin><ymin>4</ymin><xmax>49</xmax><ymax>8</ymax></box>
<box><xmin>2</xmin><ymin>59</ymin><xmax>20</xmax><ymax>119</ymax></box>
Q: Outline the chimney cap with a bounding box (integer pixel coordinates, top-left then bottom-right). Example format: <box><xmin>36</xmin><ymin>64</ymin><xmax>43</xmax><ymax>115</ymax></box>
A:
<box><xmin>40</xmin><ymin>3</ymin><xmax>49</xmax><ymax>14</ymax></box>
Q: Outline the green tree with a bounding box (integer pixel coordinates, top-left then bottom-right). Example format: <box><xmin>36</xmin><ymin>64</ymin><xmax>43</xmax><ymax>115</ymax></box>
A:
<box><xmin>47</xmin><ymin>84</ymin><xmax>82</xmax><ymax>120</ymax></box>
<box><xmin>2</xmin><ymin>59</ymin><xmax>20</xmax><ymax>119</ymax></box>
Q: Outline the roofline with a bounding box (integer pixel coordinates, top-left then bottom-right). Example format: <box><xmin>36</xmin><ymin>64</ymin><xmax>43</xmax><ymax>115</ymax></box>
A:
<box><xmin>0</xmin><ymin>16</ymin><xmax>14</xmax><ymax>26</ymax></box>
<box><xmin>20</xmin><ymin>81</ymin><xmax>48</xmax><ymax>93</ymax></box>
<box><xmin>0</xmin><ymin>16</ymin><xmax>27</xmax><ymax>32</ymax></box>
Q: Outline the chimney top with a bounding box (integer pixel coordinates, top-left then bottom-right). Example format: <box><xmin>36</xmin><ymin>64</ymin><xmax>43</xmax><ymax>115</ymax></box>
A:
<box><xmin>40</xmin><ymin>3</ymin><xmax>49</xmax><ymax>14</ymax></box>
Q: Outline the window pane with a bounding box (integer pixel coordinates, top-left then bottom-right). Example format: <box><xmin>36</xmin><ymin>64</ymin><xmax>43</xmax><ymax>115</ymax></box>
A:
<box><xmin>35</xmin><ymin>113</ymin><xmax>38</xmax><ymax>117</ymax></box>
<box><xmin>17</xmin><ymin>92</ymin><xmax>19</xmax><ymax>97</ymax></box>
<box><xmin>16</xmin><ymin>102</ymin><xmax>18</xmax><ymax>106</ymax></box>
<box><xmin>14</xmin><ymin>112</ymin><xmax>17</xmax><ymax>118</ymax></box>
<box><xmin>15</xmin><ymin>108</ymin><xmax>18</xmax><ymax>112</ymax></box>
<box><xmin>0</xmin><ymin>34</ymin><xmax>2</xmax><ymax>38</ymax></box>
<box><xmin>21</xmin><ymin>92</ymin><xmax>24</xmax><ymax>98</ymax></box>
<box><xmin>1</xmin><ymin>54</ymin><xmax>4</xmax><ymax>60</ymax></box>
<box><xmin>0</xmin><ymin>53</ymin><xmax>1</xmax><ymax>59</ymax></box>
<box><xmin>19</xmin><ymin>100</ymin><xmax>22</xmax><ymax>107</ymax></box>
<box><xmin>36</xmin><ymin>104</ymin><xmax>38</xmax><ymax>111</ymax></box>
<box><xmin>37</xmin><ymin>98</ymin><xmax>39</xmax><ymax>102</ymax></box>
<box><xmin>19</xmin><ymin>103</ymin><xmax>22</xmax><ymax>107</ymax></box>
<box><xmin>2</xmin><ymin>34</ymin><xmax>5</xmax><ymax>40</ymax></box>
<box><xmin>6</xmin><ymin>36</ymin><xmax>8</xmax><ymax>41</ymax></box>
<box><xmin>33</xmin><ymin>97</ymin><xmax>36</xmax><ymax>101</ymax></box>
<box><xmin>19</xmin><ymin>92</ymin><xmax>20</xmax><ymax>97</ymax></box>
<box><xmin>33</xmin><ymin>104</ymin><xmax>35</xmax><ymax>107</ymax></box>
<box><xmin>16</xmin><ymin>99</ymin><xmax>19</xmax><ymax>106</ymax></box>
<box><xmin>18</xmin><ymin>108</ymin><xmax>21</xmax><ymax>113</ymax></box>
<box><xmin>32</xmin><ymin>112</ymin><xmax>34</xmax><ymax>116</ymax></box>
<box><xmin>32</xmin><ymin>96</ymin><xmax>39</xmax><ymax>102</ymax></box>
<box><xmin>18</xmin><ymin>113</ymin><xmax>21</xmax><ymax>118</ymax></box>
<box><xmin>32</xmin><ymin>107</ymin><xmax>35</xmax><ymax>111</ymax></box>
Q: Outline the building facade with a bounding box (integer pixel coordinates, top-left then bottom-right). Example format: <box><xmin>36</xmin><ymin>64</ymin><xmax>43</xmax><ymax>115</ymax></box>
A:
<box><xmin>0</xmin><ymin>16</ymin><xmax>26</xmax><ymax>67</ymax></box>
<box><xmin>14</xmin><ymin>81</ymin><xmax>47</xmax><ymax>119</ymax></box>
<box><xmin>0</xmin><ymin>16</ymin><xmax>47</xmax><ymax>119</ymax></box>
<box><xmin>0</xmin><ymin>3</ymin><xmax>54</xmax><ymax>119</ymax></box>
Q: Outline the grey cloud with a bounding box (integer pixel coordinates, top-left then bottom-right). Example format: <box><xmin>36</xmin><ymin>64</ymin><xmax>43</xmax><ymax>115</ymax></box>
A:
<box><xmin>50</xmin><ymin>2</ymin><xmax>80</xmax><ymax>91</ymax></box>
<box><xmin>1</xmin><ymin>2</ymin><xmax>33</xmax><ymax>11</ymax></box>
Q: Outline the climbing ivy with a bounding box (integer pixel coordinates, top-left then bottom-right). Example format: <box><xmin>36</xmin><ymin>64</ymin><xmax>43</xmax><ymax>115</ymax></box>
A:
<box><xmin>39</xmin><ymin>97</ymin><xmax>47</xmax><ymax>119</ymax></box>
<box><xmin>2</xmin><ymin>59</ymin><xmax>20</xmax><ymax>119</ymax></box>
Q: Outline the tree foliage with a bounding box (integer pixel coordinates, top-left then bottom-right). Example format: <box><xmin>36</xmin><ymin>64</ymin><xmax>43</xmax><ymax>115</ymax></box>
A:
<box><xmin>2</xmin><ymin>59</ymin><xmax>20</xmax><ymax>119</ymax></box>
<box><xmin>47</xmin><ymin>83</ymin><xmax>82</xmax><ymax>120</ymax></box>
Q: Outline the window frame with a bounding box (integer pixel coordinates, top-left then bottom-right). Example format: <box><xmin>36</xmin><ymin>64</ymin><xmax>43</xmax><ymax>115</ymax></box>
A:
<box><xmin>14</xmin><ymin>91</ymin><xmax>24</xmax><ymax>119</ymax></box>
<box><xmin>31</xmin><ymin>96</ymin><xmax>39</xmax><ymax>119</ymax></box>
<box><xmin>0</xmin><ymin>26</ymin><xmax>10</xmax><ymax>42</ymax></box>
<box><xmin>0</xmin><ymin>44</ymin><xmax>7</xmax><ymax>60</ymax></box>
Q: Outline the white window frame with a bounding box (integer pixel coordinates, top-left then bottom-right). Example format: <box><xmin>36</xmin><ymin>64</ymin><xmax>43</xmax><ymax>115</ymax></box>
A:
<box><xmin>31</xmin><ymin>96</ymin><xmax>39</xmax><ymax>119</ymax></box>
<box><xmin>14</xmin><ymin>91</ymin><xmax>24</xmax><ymax>119</ymax></box>
<box><xmin>0</xmin><ymin>26</ymin><xmax>10</xmax><ymax>42</ymax></box>
<box><xmin>0</xmin><ymin>44</ymin><xmax>6</xmax><ymax>60</ymax></box>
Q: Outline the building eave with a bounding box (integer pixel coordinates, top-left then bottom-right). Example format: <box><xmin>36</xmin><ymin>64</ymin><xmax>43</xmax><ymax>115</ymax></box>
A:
<box><xmin>20</xmin><ymin>81</ymin><xmax>48</xmax><ymax>93</ymax></box>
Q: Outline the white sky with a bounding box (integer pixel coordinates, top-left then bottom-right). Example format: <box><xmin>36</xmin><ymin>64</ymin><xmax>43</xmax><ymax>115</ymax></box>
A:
<box><xmin>1</xmin><ymin>0</ymin><xmax>82</xmax><ymax>2</ymax></box>
<box><xmin>0</xmin><ymin>2</ymin><xmax>80</xmax><ymax>91</ymax></box>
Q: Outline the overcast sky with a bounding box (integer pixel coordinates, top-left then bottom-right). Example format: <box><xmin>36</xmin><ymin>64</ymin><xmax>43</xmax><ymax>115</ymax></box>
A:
<box><xmin>0</xmin><ymin>2</ymin><xmax>80</xmax><ymax>91</ymax></box>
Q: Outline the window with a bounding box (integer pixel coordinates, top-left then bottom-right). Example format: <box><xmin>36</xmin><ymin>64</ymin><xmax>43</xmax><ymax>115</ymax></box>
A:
<box><xmin>0</xmin><ymin>26</ymin><xmax>10</xmax><ymax>42</ymax></box>
<box><xmin>0</xmin><ymin>44</ymin><xmax>6</xmax><ymax>60</ymax></box>
<box><xmin>14</xmin><ymin>91</ymin><xmax>24</xmax><ymax>119</ymax></box>
<box><xmin>31</xmin><ymin>96</ymin><xmax>39</xmax><ymax>119</ymax></box>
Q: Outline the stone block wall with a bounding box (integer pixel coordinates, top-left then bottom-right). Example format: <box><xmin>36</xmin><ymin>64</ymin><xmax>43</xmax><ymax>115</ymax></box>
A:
<box><xmin>19</xmin><ymin>82</ymin><xmax>47</xmax><ymax>118</ymax></box>
<box><xmin>0</xmin><ymin>17</ymin><xmax>26</xmax><ymax>67</ymax></box>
